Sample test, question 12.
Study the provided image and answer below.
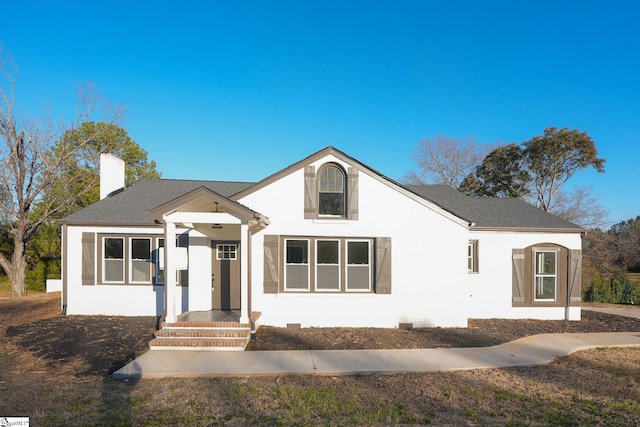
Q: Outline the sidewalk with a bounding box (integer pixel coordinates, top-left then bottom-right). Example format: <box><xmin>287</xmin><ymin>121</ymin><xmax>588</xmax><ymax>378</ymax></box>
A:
<box><xmin>113</xmin><ymin>332</ymin><xmax>640</xmax><ymax>379</ymax></box>
<box><xmin>582</xmin><ymin>305</ymin><xmax>640</xmax><ymax>319</ymax></box>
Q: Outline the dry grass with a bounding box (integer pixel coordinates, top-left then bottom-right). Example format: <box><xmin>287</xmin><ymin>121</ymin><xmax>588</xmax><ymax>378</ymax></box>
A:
<box><xmin>2</xmin><ymin>292</ymin><xmax>640</xmax><ymax>425</ymax></box>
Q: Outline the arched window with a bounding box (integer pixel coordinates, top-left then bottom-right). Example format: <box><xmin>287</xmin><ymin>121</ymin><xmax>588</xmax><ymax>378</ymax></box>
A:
<box><xmin>304</xmin><ymin>163</ymin><xmax>358</xmax><ymax>220</ymax></box>
<box><xmin>318</xmin><ymin>165</ymin><xmax>345</xmax><ymax>216</ymax></box>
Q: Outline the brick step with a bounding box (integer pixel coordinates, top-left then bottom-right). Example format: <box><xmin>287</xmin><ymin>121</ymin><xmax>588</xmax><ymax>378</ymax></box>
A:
<box><xmin>149</xmin><ymin>337</ymin><xmax>250</xmax><ymax>351</ymax></box>
<box><xmin>162</xmin><ymin>321</ymin><xmax>251</xmax><ymax>329</ymax></box>
<box><xmin>154</xmin><ymin>328</ymin><xmax>251</xmax><ymax>339</ymax></box>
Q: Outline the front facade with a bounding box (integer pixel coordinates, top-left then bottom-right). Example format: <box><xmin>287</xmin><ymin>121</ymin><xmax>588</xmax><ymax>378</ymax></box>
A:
<box><xmin>60</xmin><ymin>147</ymin><xmax>584</xmax><ymax>329</ymax></box>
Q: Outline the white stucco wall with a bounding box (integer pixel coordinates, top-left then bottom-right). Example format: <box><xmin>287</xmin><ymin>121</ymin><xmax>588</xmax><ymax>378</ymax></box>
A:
<box><xmin>64</xmin><ymin>225</ymin><xmax>208</xmax><ymax>317</ymax></box>
<box><xmin>467</xmin><ymin>230</ymin><xmax>583</xmax><ymax>321</ymax></box>
<box><xmin>65</xmin><ymin>152</ymin><xmax>584</xmax><ymax>326</ymax></box>
<box><xmin>240</xmin><ymin>154</ymin><xmax>471</xmax><ymax>328</ymax></box>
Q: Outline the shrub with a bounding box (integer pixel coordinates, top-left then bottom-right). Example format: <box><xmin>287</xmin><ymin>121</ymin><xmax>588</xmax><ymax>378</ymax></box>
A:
<box><xmin>584</xmin><ymin>270</ymin><xmax>640</xmax><ymax>305</ymax></box>
<box><xmin>584</xmin><ymin>273</ymin><xmax>613</xmax><ymax>303</ymax></box>
<box><xmin>26</xmin><ymin>258</ymin><xmax>60</xmax><ymax>292</ymax></box>
<box><xmin>611</xmin><ymin>270</ymin><xmax>640</xmax><ymax>305</ymax></box>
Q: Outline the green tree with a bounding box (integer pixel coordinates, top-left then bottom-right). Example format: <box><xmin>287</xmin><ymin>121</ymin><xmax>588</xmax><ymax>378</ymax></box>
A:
<box><xmin>0</xmin><ymin>49</ymin><xmax>123</xmax><ymax>298</ymax></box>
<box><xmin>524</xmin><ymin>127</ymin><xmax>605</xmax><ymax>212</ymax></box>
<box><xmin>459</xmin><ymin>143</ymin><xmax>530</xmax><ymax>198</ymax></box>
<box><xmin>461</xmin><ymin>127</ymin><xmax>607</xmax><ymax>227</ymax></box>
<box><xmin>55</xmin><ymin>121</ymin><xmax>161</xmax><ymax>211</ymax></box>
<box><xmin>25</xmin><ymin>122</ymin><xmax>161</xmax><ymax>291</ymax></box>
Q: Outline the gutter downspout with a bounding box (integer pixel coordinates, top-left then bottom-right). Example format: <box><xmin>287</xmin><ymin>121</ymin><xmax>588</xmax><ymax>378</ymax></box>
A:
<box><xmin>61</xmin><ymin>224</ymin><xmax>68</xmax><ymax>315</ymax></box>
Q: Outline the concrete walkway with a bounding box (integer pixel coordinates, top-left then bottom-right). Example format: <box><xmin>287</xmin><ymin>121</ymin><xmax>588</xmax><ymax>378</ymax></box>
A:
<box><xmin>583</xmin><ymin>305</ymin><xmax>640</xmax><ymax>319</ymax></box>
<box><xmin>113</xmin><ymin>332</ymin><xmax>640</xmax><ymax>379</ymax></box>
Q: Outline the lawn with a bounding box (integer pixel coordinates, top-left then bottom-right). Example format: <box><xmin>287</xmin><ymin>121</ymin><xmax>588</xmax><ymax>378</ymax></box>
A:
<box><xmin>2</xmin><ymin>292</ymin><xmax>640</xmax><ymax>425</ymax></box>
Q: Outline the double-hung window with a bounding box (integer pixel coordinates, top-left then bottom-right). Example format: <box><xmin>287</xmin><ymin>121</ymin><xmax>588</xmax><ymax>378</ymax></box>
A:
<box><xmin>283</xmin><ymin>237</ymin><xmax>373</xmax><ymax>292</ymax></box>
<box><xmin>316</xmin><ymin>240</ymin><xmax>340</xmax><ymax>291</ymax></box>
<box><xmin>103</xmin><ymin>237</ymin><xmax>125</xmax><ymax>283</ymax></box>
<box><xmin>346</xmin><ymin>240</ymin><xmax>371</xmax><ymax>291</ymax></box>
<box><xmin>102</xmin><ymin>236</ymin><xmax>154</xmax><ymax>285</ymax></box>
<box><xmin>285</xmin><ymin>239</ymin><xmax>310</xmax><ymax>291</ymax></box>
<box><xmin>130</xmin><ymin>238</ymin><xmax>152</xmax><ymax>283</ymax></box>
<box><xmin>534</xmin><ymin>250</ymin><xmax>557</xmax><ymax>301</ymax></box>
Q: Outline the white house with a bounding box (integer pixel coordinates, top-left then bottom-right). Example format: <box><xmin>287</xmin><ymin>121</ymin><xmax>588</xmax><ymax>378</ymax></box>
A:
<box><xmin>59</xmin><ymin>148</ymin><xmax>583</xmax><ymax>349</ymax></box>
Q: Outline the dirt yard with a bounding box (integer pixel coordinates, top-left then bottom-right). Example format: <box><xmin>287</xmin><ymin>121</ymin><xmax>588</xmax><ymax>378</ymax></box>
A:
<box><xmin>2</xmin><ymin>291</ymin><xmax>640</xmax><ymax>425</ymax></box>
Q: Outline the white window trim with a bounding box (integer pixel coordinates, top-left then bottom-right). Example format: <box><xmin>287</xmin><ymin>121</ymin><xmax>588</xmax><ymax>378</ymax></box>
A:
<box><xmin>129</xmin><ymin>237</ymin><xmax>153</xmax><ymax>284</ymax></box>
<box><xmin>346</xmin><ymin>239</ymin><xmax>372</xmax><ymax>292</ymax></box>
<box><xmin>102</xmin><ymin>237</ymin><xmax>125</xmax><ymax>284</ymax></box>
<box><xmin>284</xmin><ymin>238</ymin><xmax>310</xmax><ymax>292</ymax></box>
<box><xmin>533</xmin><ymin>249</ymin><xmax>558</xmax><ymax>302</ymax></box>
<box><xmin>468</xmin><ymin>240</ymin><xmax>478</xmax><ymax>273</ymax></box>
<box><xmin>315</xmin><ymin>239</ymin><xmax>341</xmax><ymax>292</ymax></box>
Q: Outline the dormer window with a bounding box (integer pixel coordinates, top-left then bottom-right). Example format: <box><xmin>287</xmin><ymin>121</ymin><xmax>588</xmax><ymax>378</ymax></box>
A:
<box><xmin>319</xmin><ymin>165</ymin><xmax>345</xmax><ymax>216</ymax></box>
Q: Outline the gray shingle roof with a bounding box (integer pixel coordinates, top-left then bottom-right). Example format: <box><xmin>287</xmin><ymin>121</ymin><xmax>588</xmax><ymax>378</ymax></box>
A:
<box><xmin>60</xmin><ymin>179</ymin><xmax>254</xmax><ymax>225</ymax></box>
<box><xmin>60</xmin><ymin>175</ymin><xmax>582</xmax><ymax>231</ymax></box>
<box><xmin>406</xmin><ymin>184</ymin><xmax>582</xmax><ymax>230</ymax></box>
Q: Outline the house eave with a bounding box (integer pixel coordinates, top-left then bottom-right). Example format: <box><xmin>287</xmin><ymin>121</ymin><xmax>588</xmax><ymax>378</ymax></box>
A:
<box><xmin>56</xmin><ymin>220</ymin><xmax>160</xmax><ymax>228</ymax></box>
<box><xmin>470</xmin><ymin>226</ymin><xmax>587</xmax><ymax>233</ymax></box>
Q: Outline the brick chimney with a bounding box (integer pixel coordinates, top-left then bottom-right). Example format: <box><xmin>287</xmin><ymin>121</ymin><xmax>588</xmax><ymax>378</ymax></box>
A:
<box><xmin>100</xmin><ymin>153</ymin><xmax>125</xmax><ymax>199</ymax></box>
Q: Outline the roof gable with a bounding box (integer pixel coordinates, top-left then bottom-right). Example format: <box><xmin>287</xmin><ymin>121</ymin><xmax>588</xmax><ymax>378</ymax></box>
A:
<box><xmin>149</xmin><ymin>186</ymin><xmax>262</xmax><ymax>224</ymax></box>
<box><xmin>232</xmin><ymin>146</ymin><xmax>471</xmax><ymax>227</ymax></box>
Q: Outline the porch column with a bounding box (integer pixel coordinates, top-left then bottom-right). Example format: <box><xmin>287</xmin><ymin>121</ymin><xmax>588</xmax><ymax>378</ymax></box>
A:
<box><xmin>164</xmin><ymin>221</ymin><xmax>178</xmax><ymax>323</ymax></box>
<box><xmin>240</xmin><ymin>222</ymin><xmax>250</xmax><ymax>324</ymax></box>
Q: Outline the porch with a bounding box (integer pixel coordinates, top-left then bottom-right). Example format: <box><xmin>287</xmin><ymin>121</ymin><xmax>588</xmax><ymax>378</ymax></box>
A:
<box><xmin>149</xmin><ymin>186</ymin><xmax>269</xmax><ymax>328</ymax></box>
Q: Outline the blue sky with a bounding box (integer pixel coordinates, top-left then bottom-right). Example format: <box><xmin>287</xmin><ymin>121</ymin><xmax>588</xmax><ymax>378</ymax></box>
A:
<box><xmin>2</xmin><ymin>1</ymin><xmax>639</xmax><ymax>227</ymax></box>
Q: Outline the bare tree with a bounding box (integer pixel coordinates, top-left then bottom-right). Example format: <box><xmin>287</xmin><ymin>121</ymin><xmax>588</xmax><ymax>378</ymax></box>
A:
<box><xmin>0</xmin><ymin>50</ymin><xmax>123</xmax><ymax>298</ymax></box>
<box><xmin>551</xmin><ymin>186</ymin><xmax>609</xmax><ymax>229</ymax></box>
<box><xmin>610</xmin><ymin>216</ymin><xmax>640</xmax><ymax>272</ymax></box>
<box><xmin>403</xmin><ymin>135</ymin><xmax>492</xmax><ymax>187</ymax></box>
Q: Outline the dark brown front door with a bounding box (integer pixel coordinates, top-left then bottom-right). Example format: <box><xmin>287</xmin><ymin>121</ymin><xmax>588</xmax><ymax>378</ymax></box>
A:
<box><xmin>211</xmin><ymin>241</ymin><xmax>241</xmax><ymax>310</ymax></box>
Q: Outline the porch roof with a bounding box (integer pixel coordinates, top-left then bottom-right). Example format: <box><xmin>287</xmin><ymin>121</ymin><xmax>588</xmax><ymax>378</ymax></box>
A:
<box><xmin>149</xmin><ymin>186</ymin><xmax>269</xmax><ymax>227</ymax></box>
<box><xmin>59</xmin><ymin>179</ymin><xmax>254</xmax><ymax>226</ymax></box>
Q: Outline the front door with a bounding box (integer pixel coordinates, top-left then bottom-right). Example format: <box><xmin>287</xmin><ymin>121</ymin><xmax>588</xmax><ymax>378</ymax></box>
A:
<box><xmin>211</xmin><ymin>241</ymin><xmax>241</xmax><ymax>310</ymax></box>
